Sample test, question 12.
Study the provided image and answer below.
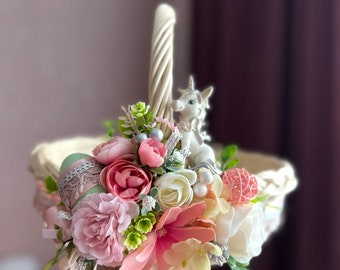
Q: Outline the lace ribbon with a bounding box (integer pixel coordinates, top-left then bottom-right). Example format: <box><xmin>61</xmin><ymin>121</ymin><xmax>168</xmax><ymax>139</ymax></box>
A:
<box><xmin>58</xmin><ymin>157</ymin><xmax>102</xmax><ymax>210</ymax></box>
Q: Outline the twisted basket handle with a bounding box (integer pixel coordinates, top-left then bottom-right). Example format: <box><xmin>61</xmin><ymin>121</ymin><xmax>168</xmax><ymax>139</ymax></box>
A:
<box><xmin>148</xmin><ymin>4</ymin><xmax>176</xmax><ymax>125</ymax></box>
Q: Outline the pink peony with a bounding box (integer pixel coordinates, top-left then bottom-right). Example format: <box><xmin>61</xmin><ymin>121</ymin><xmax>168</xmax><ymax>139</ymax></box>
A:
<box><xmin>100</xmin><ymin>155</ymin><xmax>153</xmax><ymax>201</ymax></box>
<box><xmin>71</xmin><ymin>193</ymin><xmax>139</xmax><ymax>267</ymax></box>
<box><xmin>222</xmin><ymin>168</ymin><xmax>258</xmax><ymax>205</ymax></box>
<box><xmin>138</xmin><ymin>138</ymin><xmax>167</xmax><ymax>168</ymax></box>
<box><xmin>120</xmin><ymin>201</ymin><xmax>216</xmax><ymax>270</ymax></box>
<box><xmin>93</xmin><ymin>136</ymin><xmax>133</xmax><ymax>165</ymax></box>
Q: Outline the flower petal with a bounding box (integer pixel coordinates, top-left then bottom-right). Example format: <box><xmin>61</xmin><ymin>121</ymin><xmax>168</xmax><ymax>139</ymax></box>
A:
<box><xmin>172</xmin><ymin>202</ymin><xmax>206</xmax><ymax>227</ymax></box>
<box><xmin>167</xmin><ymin>227</ymin><xmax>215</xmax><ymax>243</ymax></box>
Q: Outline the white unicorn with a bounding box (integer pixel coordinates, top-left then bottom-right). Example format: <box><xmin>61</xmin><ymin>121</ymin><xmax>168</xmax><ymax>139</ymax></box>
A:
<box><xmin>172</xmin><ymin>76</ymin><xmax>216</xmax><ymax>168</ymax></box>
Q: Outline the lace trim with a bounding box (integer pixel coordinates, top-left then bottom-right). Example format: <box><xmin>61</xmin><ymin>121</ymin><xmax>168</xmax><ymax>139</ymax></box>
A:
<box><xmin>58</xmin><ymin>159</ymin><xmax>102</xmax><ymax>209</ymax></box>
<box><xmin>58</xmin><ymin>159</ymin><xmax>99</xmax><ymax>191</ymax></box>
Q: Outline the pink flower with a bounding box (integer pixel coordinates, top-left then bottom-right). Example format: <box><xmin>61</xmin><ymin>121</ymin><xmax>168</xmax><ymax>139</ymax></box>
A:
<box><xmin>100</xmin><ymin>155</ymin><xmax>152</xmax><ymax>201</ymax></box>
<box><xmin>120</xmin><ymin>201</ymin><xmax>216</xmax><ymax>270</ymax></box>
<box><xmin>222</xmin><ymin>168</ymin><xmax>258</xmax><ymax>205</ymax></box>
<box><xmin>71</xmin><ymin>193</ymin><xmax>139</xmax><ymax>267</ymax></box>
<box><xmin>138</xmin><ymin>138</ymin><xmax>167</xmax><ymax>168</ymax></box>
<box><xmin>93</xmin><ymin>136</ymin><xmax>133</xmax><ymax>165</ymax></box>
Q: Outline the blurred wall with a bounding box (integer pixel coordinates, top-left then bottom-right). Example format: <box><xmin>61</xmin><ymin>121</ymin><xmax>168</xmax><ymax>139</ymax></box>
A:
<box><xmin>0</xmin><ymin>0</ymin><xmax>192</xmax><ymax>267</ymax></box>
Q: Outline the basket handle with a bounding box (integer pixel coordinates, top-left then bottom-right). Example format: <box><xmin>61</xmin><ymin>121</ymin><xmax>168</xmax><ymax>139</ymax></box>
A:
<box><xmin>148</xmin><ymin>4</ymin><xmax>176</xmax><ymax>126</ymax></box>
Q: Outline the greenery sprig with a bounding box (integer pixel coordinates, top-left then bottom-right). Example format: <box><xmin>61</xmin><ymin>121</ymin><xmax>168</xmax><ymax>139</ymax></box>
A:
<box><xmin>227</xmin><ymin>256</ymin><xmax>249</xmax><ymax>270</ymax></box>
<box><xmin>118</xmin><ymin>102</ymin><xmax>154</xmax><ymax>138</ymax></box>
<box><xmin>45</xmin><ymin>175</ymin><xmax>58</xmax><ymax>193</ymax></box>
<box><xmin>220</xmin><ymin>144</ymin><xmax>239</xmax><ymax>171</ymax></box>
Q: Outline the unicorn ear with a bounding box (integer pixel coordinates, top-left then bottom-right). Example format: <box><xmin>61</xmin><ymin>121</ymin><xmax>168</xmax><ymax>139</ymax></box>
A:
<box><xmin>201</xmin><ymin>87</ymin><xmax>213</xmax><ymax>108</ymax></box>
<box><xmin>178</xmin><ymin>88</ymin><xmax>186</xmax><ymax>94</ymax></box>
<box><xmin>202</xmin><ymin>87</ymin><xmax>213</xmax><ymax>100</ymax></box>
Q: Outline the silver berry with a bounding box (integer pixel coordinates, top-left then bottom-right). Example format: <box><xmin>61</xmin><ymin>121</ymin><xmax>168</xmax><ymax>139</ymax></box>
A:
<box><xmin>149</xmin><ymin>128</ymin><xmax>164</xmax><ymax>141</ymax></box>
<box><xmin>135</xmin><ymin>133</ymin><xmax>148</xmax><ymax>144</ymax></box>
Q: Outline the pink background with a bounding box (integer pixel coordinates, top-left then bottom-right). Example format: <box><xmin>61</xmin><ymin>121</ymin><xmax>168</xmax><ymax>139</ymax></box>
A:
<box><xmin>0</xmin><ymin>0</ymin><xmax>192</xmax><ymax>267</ymax></box>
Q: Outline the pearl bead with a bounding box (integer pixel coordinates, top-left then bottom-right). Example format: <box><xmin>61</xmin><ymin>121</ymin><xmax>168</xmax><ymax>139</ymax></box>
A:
<box><xmin>199</xmin><ymin>170</ymin><xmax>213</xmax><ymax>184</ymax></box>
<box><xmin>135</xmin><ymin>133</ymin><xmax>148</xmax><ymax>144</ymax></box>
<box><xmin>149</xmin><ymin>128</ymin><xmax>164</xmax><ymax>141</ymax></box>
<box><xmin>193</xmin><ymin>183</ymin><xmax>208</xmax><ymax>197</ymax></box>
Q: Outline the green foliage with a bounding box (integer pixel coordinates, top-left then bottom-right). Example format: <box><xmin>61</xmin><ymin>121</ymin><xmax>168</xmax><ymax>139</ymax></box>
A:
<box><xmin>84</xmin><ymin>260</ymin><xmax>97</xmax><ymax>270</ymax></box>
<box><xmin>221</xmin><ymin>144</ymin><xmax>239</xmax><ymax>171</ymax></box>
<box><xmin>164</xmin><ymin>158</ymin><xmax>185</xmax><ymax>172</ymax></box>
<box><xmin>118</xmin><ymin>102</ymin><xmax>154</xmax><ymax>138</ymax></box>
<box><xmin>149</xmin><ymin>166</ymin><xmax>165</xmax><ymax>176</ymax></box>
<box><xmin>150</xmin><ymin>187</ymin><xmax>158</xmax><ymax>198</ymax></box>
<box><xmin>123</xmin><ymin>212</ymin><xmax>157</xmax><ymax>250</ymax></box>
<box><xmin>103</xmin><ymin>120</ymin><xmax>115</xmax><ymax>137</ymax></box>
<box><xmin>251</xmin><ymin>193</ymin><xmax>270</xmax><ymax>204</ymax></box>
<box><xmin>55</xmin><ymin>225</ymin><xmax>63</xmax><ymax>242</ymax></box>
<box><xmin>45</xmin><ymin>175</ymin><xmax>58</xmax><ymax>193</ymax></box>
<box><xmin>124</xmin><ymin>231</ymin><xmax>145</xmax><ymax>250</ymax></box>
<box><xmin>44</xmin><ymin>240</ymin><xmax>70</xmax><ymax>270</ymax></box>
<box><xmin>227</xmin><ymin>256</ymin><xmax>249</xmax><ymax>270</ymax></box>
<box><xmin>44</xmin><ymin>236</ymin><xmax>95</xmax><ymax>270</ymax></box>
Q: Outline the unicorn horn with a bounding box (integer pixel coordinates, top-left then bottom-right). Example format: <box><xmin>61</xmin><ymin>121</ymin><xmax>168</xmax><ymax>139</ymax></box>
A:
<box><xmin>188</xmin><ymin>75</ymin><xmax>195</xmax><ymax>91</ymax></box>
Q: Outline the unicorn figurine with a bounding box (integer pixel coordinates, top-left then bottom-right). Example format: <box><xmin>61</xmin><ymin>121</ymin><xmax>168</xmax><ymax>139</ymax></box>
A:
<box><xmin>172</xmin><ymin>76</ymin><xmax>216</xmax><ymax>169</ymax></box>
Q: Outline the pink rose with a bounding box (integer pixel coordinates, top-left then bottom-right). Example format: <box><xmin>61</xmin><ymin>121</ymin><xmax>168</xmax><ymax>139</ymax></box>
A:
<box><xmin>71</xmin><ymin>193</ymin><xmax>139</xmax><ymax>267</ymax></box>
<box><xmin>222</xmin><ymin>168</ymin><xmax>258</xmax><ymax>205</ymax></box>
<box><xmin>93</xmin><ymin>136</ymin><xmax>133</xmax><ymax>165</ymax></box>
<box><xmin>138</xmin><ymin>138</ymin><xmax>167</xmax><ymax>167</ymax></box>
<box><xmin>101</xmin><ymin>155</ymin><xmax>153</xmax><ymax>201</ymax></box>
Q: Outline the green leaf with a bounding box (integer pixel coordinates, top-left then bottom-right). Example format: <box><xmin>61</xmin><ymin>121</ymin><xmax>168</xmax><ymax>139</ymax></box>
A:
<box><xmin>118</xmin><ymin>119</ymin><xmax>134</xmax><ymax>138</ymax></box>
<box><xmin>149</xmin><ymin>166</ymin><xmax>165</xmax><ymax>175</ymax></box>
<box><xmin>65</xmin><ymin>241</ymin><xmax>75</xmax><ymax>258</ymax></box>
<box><xmin>154</xmin><ymin>203</ymin><xmax>161</xmax><ymax>212</ymax></box>
<box><xmin>222</xmin><ymin>158</ymin><xmax>239</xmax><ymax>171</ymax></box>
<box><xmin>227</xmin><ymin>256</ymin><xmax>249</xmax><ymax>270</ymax></box>
<box><xmin>56</xmin><ymin>227</ymin><xmax>63</xmax><ymax>242</ymax></box>
<box><xmin>45</xmin><ymin>175</ymin><xmax>58</xmax><ymax>193</ymax></box>
<box><xmin>221</xmin><ymin>144</ymin><xmax>238</xmax><ymax>164</ymax></box>
<box><xmin>43</xmin><ymin>259</ymin><xmax>55</xmax><ymax>270</ymax></box>
<box><xmin>150</xmin><ymin>187</ymin><xmax>159</xmax><ymax>197</ymax></box>
<box><xmin>251</xmin><ymin>194</ymin><xmax>270</xmax><ymax>204</ymax></box>
<box><xmin>103</xmin><ymin>120</ymin><xmax>115</xmax><ymax>137</ymax></box>
<box><xmin>139</xmin><ymin>194</ymin><xmax>147</xmax><ymax>200</ymax></box>
<box><xmin>43</xmin><ymin>245</ymin><xmax>63</xmax><ymax>270</ymax></box>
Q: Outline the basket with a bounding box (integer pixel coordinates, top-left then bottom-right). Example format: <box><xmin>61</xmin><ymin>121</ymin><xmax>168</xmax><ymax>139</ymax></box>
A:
<box><xmin>29</xmin><ymin>4</ymin><xmax>298</xmax><ymax>270</ymax></box>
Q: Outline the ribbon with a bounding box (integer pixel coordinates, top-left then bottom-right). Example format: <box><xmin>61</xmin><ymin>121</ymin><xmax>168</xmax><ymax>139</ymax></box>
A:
<box><xmin>42</xmin><ymin>205</ymin><xmax>72</xmax><ymax>241</ymax></box>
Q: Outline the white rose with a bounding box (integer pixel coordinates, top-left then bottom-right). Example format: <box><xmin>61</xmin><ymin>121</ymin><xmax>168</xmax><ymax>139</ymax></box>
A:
<box><xmin>227</xmin><ymin>203</ymin><xmax>267</xmax><ymax>264</ymax></box>
<box><xmin>215</xmin><ymin>205</ymin><xmax>252</xmax><ymax>245</ymax></box>
<box><xmin>154</xmin><ymin>169</ymin><xmax>197</xmax><ymax>211</ymax></box>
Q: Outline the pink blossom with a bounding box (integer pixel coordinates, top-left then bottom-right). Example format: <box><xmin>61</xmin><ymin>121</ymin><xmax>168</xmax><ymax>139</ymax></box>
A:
<box><xmin>222</xmin><ymin>168</ymin><xmax>258</xmax><ymax>205</ymax></box>
<box><xmin>155</xmin><ymin>117</ymin><xmax>179</xmax><ymax>134</ymax></box>
<box><xmin>100</xmin><ymin>155</ymin><xmax>152</xmax><ymax>201</ymax></box>
<box><xmin>71</xmin><ymin>193</ymin><xmax>139</xmax><ymax>267</ymax></box>
<box><xmin>138</xmin><ymin>138</ymin><xmax>167</xmax><ymax>168</ymax></box>
<box><xmin>120</xmin><ymin>201</ymin><xmax>216</xmax><ymax>270</ymax></box>
<box><xmin>93</xmin><ymin>136</ymin><xmax>133</xmax><ymax>165</ymax></box>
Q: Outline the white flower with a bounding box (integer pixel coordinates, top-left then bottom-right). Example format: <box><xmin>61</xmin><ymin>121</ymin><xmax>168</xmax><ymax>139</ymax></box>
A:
<box><xmin>215</xmin><ymin>204</ymin><xmax>252</xmax><ymax>245</ymax></box>
<box><xmin>227</xmin><ymin>203</ymin><xmax>267</xmax><ymax>264</ymax></box>
<box><xmin>164</xmin><ymin>238</ymin><xmax>222</xmax><ymax>270</ymax></box>
<box><xmin>141</xmin><ymin>195</ymin><xmax>157</xmax><ymax>212</ymax></box>
<box><xmin>154</xmin><ymin>169</ymin><xmax>197</xmax><ymax>210</ymax></box>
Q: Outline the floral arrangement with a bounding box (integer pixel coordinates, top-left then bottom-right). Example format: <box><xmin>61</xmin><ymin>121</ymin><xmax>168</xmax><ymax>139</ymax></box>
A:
<box><xmin>41</xmin><ymin>101</ymin><xmax>271</xmax><ymax>270</ymax></box>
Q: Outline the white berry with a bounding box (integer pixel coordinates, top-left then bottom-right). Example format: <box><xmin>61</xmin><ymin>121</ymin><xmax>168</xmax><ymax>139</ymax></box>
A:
<box><xmin>193</xmin><ymin>183</ymin><xmax>208</xmax><ymax>197</ymax></box>
<box><xmin>199</xmin><ymin>170</ymin><xmax>213</xmax><ymax>184</ymax></box>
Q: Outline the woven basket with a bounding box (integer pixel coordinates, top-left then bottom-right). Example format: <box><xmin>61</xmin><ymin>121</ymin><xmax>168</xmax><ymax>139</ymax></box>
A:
<box><xmin>28</xmin><ymin>4</ymin><xmax>298</xmax><ymax>269</ymax></box>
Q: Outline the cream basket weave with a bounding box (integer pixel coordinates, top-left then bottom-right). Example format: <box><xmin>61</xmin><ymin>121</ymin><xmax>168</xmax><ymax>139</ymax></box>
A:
<box><xmin>28</xmin><ymin>4</ymin><xmax>298</xmax><ymax>269</ymax></box>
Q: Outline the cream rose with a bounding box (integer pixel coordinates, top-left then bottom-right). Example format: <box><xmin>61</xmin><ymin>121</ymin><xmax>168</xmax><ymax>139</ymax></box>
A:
<box><xmin>154</xmin><ymin>169</ymin><xmax>197</xmax><ymax>211</ymax></box>
<box><xmin>215</xmin><ymin>204</ymin><xmax>252</xmax><ymax>245</ymax></box>
<box><xmin>227</xmin><ymin>203</ymin><xmax>267</xmax><ymax>264</ymax></box>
